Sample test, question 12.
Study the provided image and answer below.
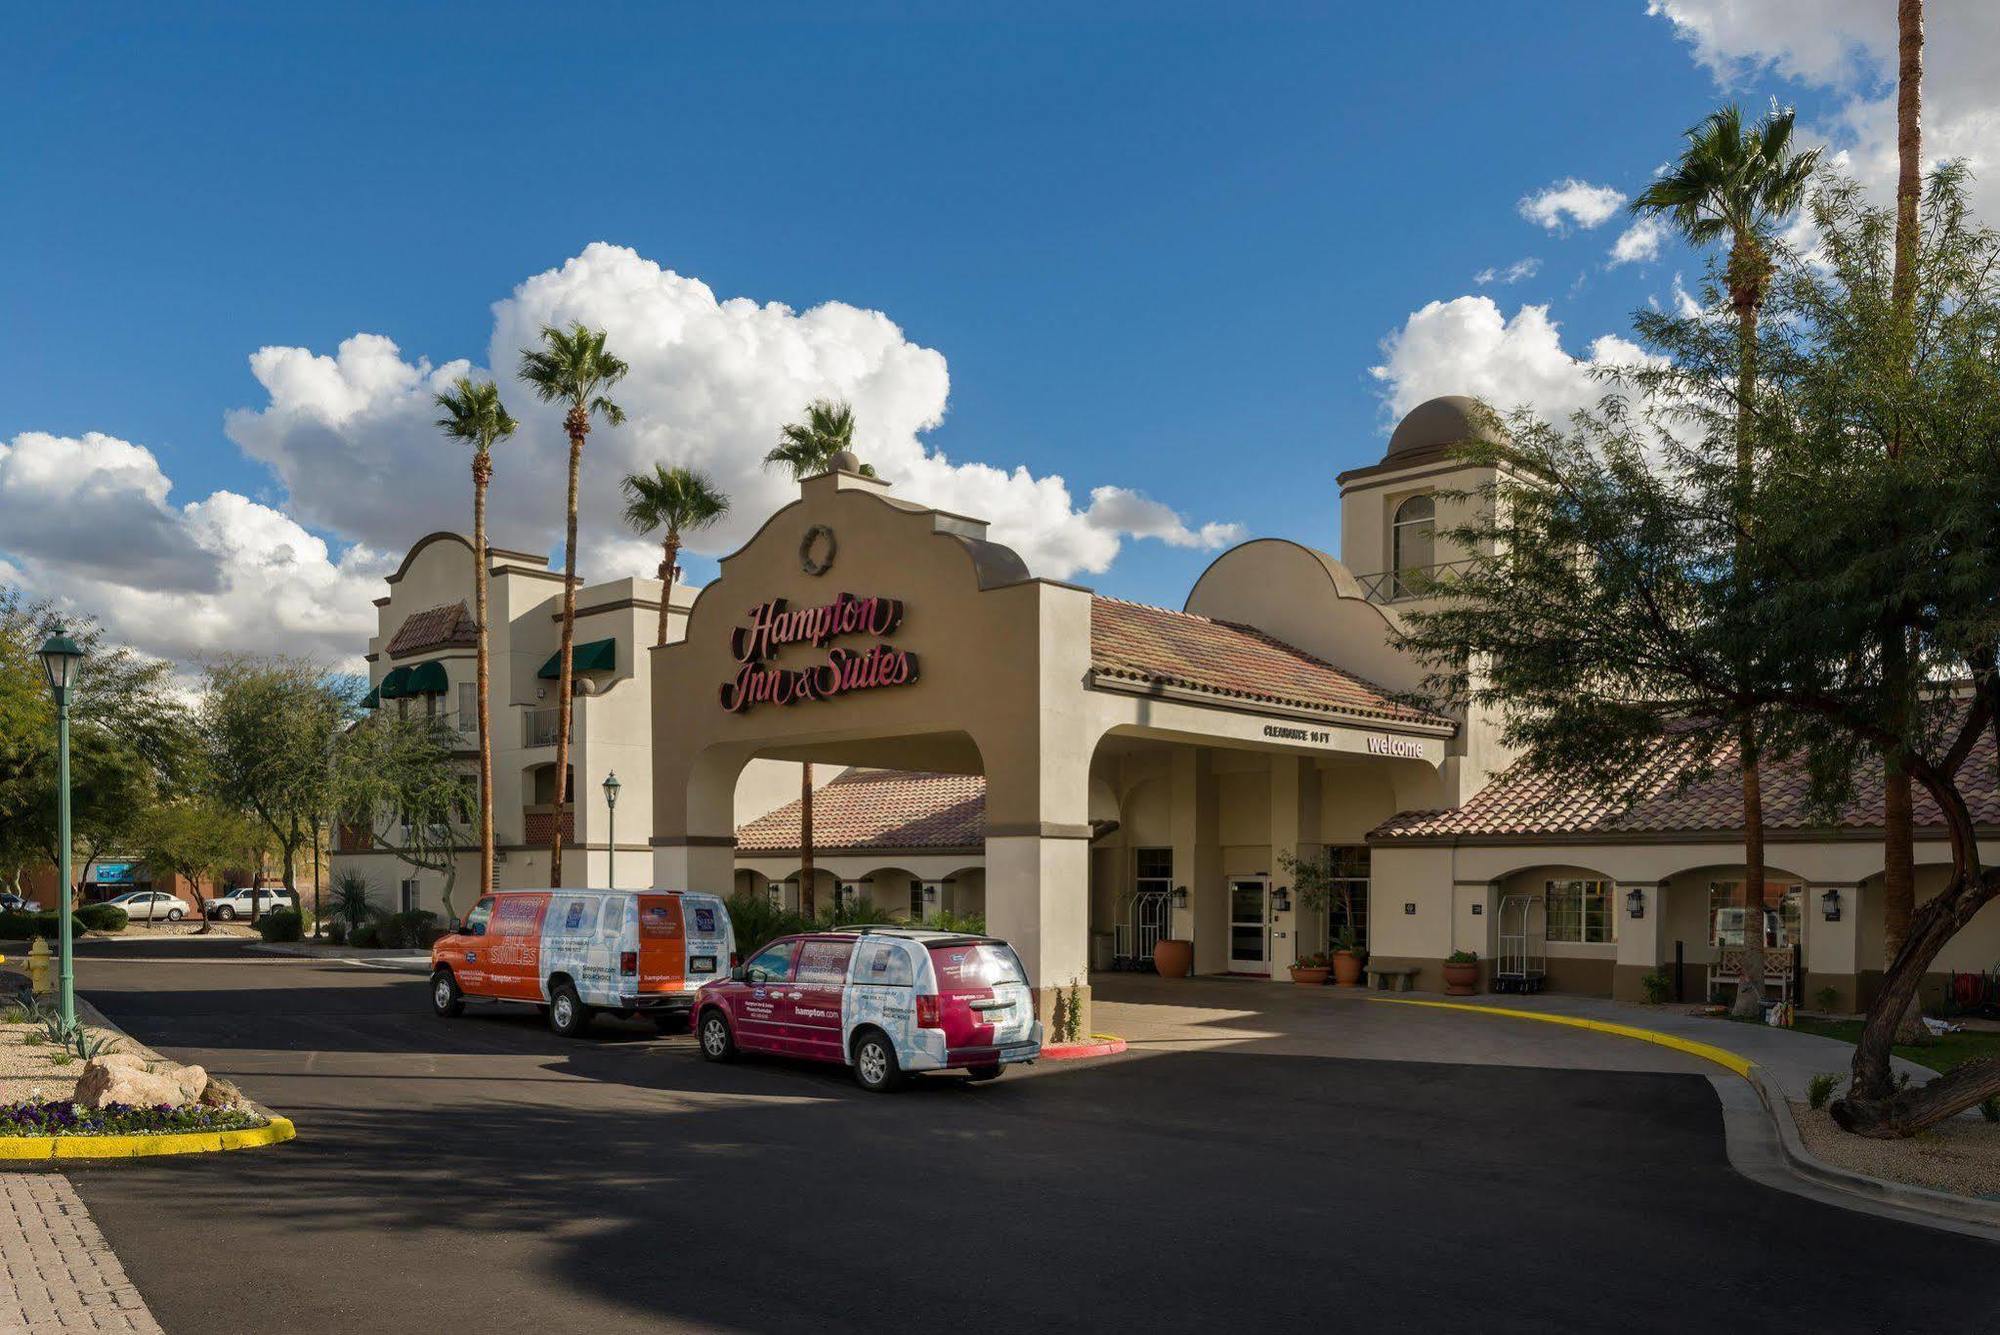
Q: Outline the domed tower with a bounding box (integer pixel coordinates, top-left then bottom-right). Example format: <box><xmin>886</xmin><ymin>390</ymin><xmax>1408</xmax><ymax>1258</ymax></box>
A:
<box><xmin>1335</xmin><ymin>395</ymin><xmax>1506</xmax><ymax>605</ymax></box>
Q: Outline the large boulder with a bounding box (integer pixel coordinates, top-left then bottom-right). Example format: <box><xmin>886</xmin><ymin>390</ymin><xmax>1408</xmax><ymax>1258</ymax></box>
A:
<box><xmin>72</xmin><ymin>1052</ymin><xmax>210</xmax><ymax>1109</ymax></box>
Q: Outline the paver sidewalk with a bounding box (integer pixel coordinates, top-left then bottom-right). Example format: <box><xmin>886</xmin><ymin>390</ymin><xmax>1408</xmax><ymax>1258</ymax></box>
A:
<box><xmin>1</xmin><ymin>1173</ymin><xmax>162</xmax><ymax>1334</ymax></box>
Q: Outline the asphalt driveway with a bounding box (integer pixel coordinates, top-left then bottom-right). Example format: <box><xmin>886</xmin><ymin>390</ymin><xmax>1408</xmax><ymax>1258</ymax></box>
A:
<box><xmin>49</xmin><ymin>939</ymin><xmax>2000</xmax><ymax>1334</ymax></box>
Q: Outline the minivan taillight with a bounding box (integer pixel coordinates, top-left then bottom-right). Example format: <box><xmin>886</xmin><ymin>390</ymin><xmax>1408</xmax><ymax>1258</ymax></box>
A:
<box><xmin>620</xmin><ymin>951</ymin><xmax>638</xmax><ymax>976</ymax></box>
<box><xmin>915</xmin><ymin>994</ymin><xmax>941</xmax><ymax>1029</ymax></box>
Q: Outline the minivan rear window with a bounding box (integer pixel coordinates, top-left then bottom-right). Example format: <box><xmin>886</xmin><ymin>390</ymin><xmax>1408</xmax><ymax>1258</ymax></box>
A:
<box><xmin>929</xmin><ymin>943</ymin><xmax>1028</xmax><ymax>990</ymax></box>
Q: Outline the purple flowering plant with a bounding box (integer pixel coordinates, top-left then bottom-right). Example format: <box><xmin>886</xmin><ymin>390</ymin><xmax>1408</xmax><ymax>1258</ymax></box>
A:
<box><xmin>0</xmin><ymin>1099</ymin><xmax>264</xmax><ymax>1137</ymax></box>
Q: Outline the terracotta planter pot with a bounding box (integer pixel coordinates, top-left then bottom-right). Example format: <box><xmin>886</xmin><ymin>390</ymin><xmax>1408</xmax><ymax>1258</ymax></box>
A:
<box><xmin>1288</xmin><ymin>966</ymin><xmax>1330</xmax><ymax>986</ymax></box>
<box><xmin>1153</xmin><ymin>938</ymin><xmax>1193</xmax><ymax>979</ymax></box>
<box><xmin>1442</xmin><ymin>960</ymin><xmax>1480</xmax><ymax>996</ymax></box>
<box><xmin>1331</xmin><ymin>950</ymin><xmax>1363</xmax><ymax>987</ymax></box>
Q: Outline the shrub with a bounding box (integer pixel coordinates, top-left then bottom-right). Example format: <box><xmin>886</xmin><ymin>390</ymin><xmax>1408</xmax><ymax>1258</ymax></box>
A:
<box><xmin>0</xmin><ymin>911</ymin><xmax>88</xmax><ymax>941</ymax></box>
<box><xmin>0</xmin><ymin>1098</ymin><xmax>264</xmax><ymax>1137</ymax></box>
<box><xmin>350</xmin><ymin>922</ymin><xmax>381</xmax><ymax>948</ymax></box>
<box><xmin>1980</xmin><ymin>1096</ymin><xmax>1999</xmax><ymax>1125</ymax></box>
<box><xmin>929</xmin><ymin>908</ymin><xmax>986</xmax><ymax>935</ymax></box>
<box><xmin>76</xmin><ymin>904</ymin><xmax>129</xmax><ymax>933</ymax></box>
<box><xmin>372</xmin><ymin>909</ymin><xmax>437</xmax><ymax>951</ymax></box>
<box><xmin>1814</xmin><ymin>986</ymin><xmax>1841</xmax><ymax>1013</ymax></box>
<box><xmin>328</xmin><ymin>870</ymin><xmax>377</xmax><ymax>937</ymax></box>
<box><xmin>1807</xmin><ymin>1073</ymin><xmax>1840</xmax><ymax>1110</ymax></box>
<box><xmin>724</xmin><ymin>891</ymin><xmax>811</xmax><ymax>959</ymax></box>
<box><xmin>325</xmin><ymin>921</ymin><xmax>348</xmax><ymax>946</ymax></box>
<box><xmin>1640</xmin><ymin>970</ymin><xmax>1673</xmax><ymax>1005</ymax></box>
<box><xmin>255</xmin><ymin>908</ymin><xmax>304</xmax><ymax>943</ymax></box>
<box><xmin>1446</xmin><ymin>948</ymin><xmax>1478</xmax><ymax>964</ymax></box>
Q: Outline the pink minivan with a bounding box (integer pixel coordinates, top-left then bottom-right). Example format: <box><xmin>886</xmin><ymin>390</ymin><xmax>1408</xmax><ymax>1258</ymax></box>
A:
<box><xmin>695</xmin><ymin>927</ymin><xmax>1042</xmax><ymax>1091</ymax></box>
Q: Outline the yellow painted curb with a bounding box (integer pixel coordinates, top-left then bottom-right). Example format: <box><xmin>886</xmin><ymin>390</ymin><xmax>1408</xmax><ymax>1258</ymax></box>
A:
<box><xmin>0</xmin><ymin>1116</ymin><xmax>295</xmax><ymax>1162</ymax></box>
<box><xmin>1369</xmin><ymin>997</ymin><xmax>1757</xmax><ymax>1079</ymax></box>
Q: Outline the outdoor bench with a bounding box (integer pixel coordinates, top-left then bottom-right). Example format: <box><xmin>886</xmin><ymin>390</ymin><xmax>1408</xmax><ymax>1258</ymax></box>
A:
<box><xmin>1364</xmin><ymin>965</ymin><xmax>1418</xmax><ymax>992</ymax></box>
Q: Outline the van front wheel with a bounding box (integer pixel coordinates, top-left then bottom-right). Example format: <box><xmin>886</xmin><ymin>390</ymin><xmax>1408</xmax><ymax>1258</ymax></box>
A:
<box><xmin>852</xmin><ymin>1030</ymin><xmax>902</xmax><ymax>1093</ymax></box>
<box><xmin>431</xmin><ymin>970</ymin><xmax>464</xmax><ymax>1018</ymax></box>
<box><xmin>548</xmin><ymin>983</ymin><xmax>592</xmax><ymax>1038</ymax></box>
<box><xmin>698</xmin><ymin>1010</ymin><xmax>735</xmax><ymax>1061</ymax></box>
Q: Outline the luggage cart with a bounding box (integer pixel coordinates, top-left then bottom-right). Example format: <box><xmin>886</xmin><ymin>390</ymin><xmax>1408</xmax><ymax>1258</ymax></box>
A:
<box><xmin>1113</xmin><ymin>888</ymin><xmax>1172</xmax><ymax>971</ymax></box>
<box><xmin>1493</xmin><ymin>894</ymin><xmax>1546</xmax><ymax>994</ymax></box>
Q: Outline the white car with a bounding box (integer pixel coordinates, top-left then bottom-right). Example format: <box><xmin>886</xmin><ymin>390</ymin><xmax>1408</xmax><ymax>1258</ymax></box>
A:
<box><xmin>104</xmin><ymin>890</ymin><xmax>186</xmax><ymax>922</ymax></box>
<box><xmin>205</xmin><ymin>887</ymin><xmax>298</xmax><ymax>920</ymax></box>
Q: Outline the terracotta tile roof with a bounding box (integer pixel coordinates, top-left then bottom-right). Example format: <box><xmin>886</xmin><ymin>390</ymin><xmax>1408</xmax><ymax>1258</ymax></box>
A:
<box><xmin>1372</xmin><ymin>723</ymin><xmax>2000</xmax><ymax>842</ymax></box>
<box><xmin>386</xmin><ymin>602</ymin><xmax>478</xmax><ymax>658</ymax></box>
<box><xmin>737</xmin><ymin>770</ymin><xmax>985</xmax><ymax>853</ymax></box>
<box><xmin>1088</xmin><ymin>596</ymin><xmax>1447</xmax><ymax>727</ymax></box>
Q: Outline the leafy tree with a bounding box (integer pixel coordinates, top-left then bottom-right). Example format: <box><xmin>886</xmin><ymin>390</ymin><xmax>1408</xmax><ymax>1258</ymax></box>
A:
<box><xmin>761</xmin><ymin>398</ymin><xmax>873</xmax><ymax>919</ymax></box>
<box><xmin>134</xmin><ymin>798</ymin><xmax>260</xmax><ymax>931</ymax></box>
<box><xmin>336</xmin><ymin>708</ymin><xmax>478</xmax><ymax>924</ymax></box>
<box><xmin>434</xmin><ymin>375</ymin><xmax>519</xmax><ymax>904</ymax></box>
<box><xmin>620</xmin><ymin>464</ymin><xmax>730</xmax><ymax>645</ymax></box>
<box><xmin>1630</xmin><ymin>103</ymin><xmax>1820</xmax><ymax>1016</ymax></box>
<box><xmin>517</xmin><ymin>321</ymin><xmax>627</xmax><ymax>888</ymax></box>
<box><xmin>199</xmin><ymin>657</ymin><xmax>352</xmax><ymax>914</ymax></box>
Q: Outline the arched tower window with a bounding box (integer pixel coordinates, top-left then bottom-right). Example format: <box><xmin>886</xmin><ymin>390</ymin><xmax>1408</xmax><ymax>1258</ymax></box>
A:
<box><xmin>1391</xmin><ymin>493</ymin><xmax>1435</xmax><ymax>598</ymax></box>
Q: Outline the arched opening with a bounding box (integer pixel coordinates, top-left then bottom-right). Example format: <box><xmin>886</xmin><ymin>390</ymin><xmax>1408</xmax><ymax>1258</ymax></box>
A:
<box><xmin>522</xmin><ymin>762</ymin><xmax>574</xmax><ymax>848</ymax></box>
<box><xmin>1658</xmin><ymin>861</ymin><xmax>1808</xmax><ymax>1004</ymax></box>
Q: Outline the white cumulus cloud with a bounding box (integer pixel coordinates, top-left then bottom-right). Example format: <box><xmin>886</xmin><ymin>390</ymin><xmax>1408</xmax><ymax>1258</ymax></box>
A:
<box><xmin>1609</xmin><ymin>217</ymin><xmax>1667</xmax><ymax>267</ymax></box>
<box><xmin>226</xmin><ymin>243</ymin><xmax>1234</xmax><ymax>586</ymax></box>
<box><xmin>0</xmin><ymin>431</ymin><xmax>390</xmax><ymax>667</ymax></box>
<box><xmin>1518</xmin><ymin>179</ymin><xmax>1628</xmax><ymax>232</ymax></box>
<box><xmin>1369</xmin><ymin>296</ymin><xmax>1654</xmax><ymax>425</ymax></box>
<box><xmin>1474</xmin><ymin>257</ymin><xmax>1542</xmax><ymax>286</ymax></box>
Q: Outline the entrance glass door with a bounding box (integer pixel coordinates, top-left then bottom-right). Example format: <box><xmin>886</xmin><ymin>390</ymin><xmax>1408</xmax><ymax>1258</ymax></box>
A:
<box><xmin>1229</xmin><ymin>878</ymin><xmax>1269</xmax><ymax>973</ymax></box>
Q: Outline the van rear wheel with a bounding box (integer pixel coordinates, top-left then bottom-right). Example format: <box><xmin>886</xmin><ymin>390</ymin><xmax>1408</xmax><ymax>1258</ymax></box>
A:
<box><xmin>548</xmin><ymin>983</ymin><xmax>592</xmax><ymax>1037</ymax></box>
<box><xmin>431</xmin><ymin>970</ymin><xmax>464</xmax><ymax>1018</ymax></box>
<box><xmin>852</xmin><ymin>1030</ymin><xmax>902</xmax><ymax>1093</ymax></box>
<box><xmin>698</xmin><ymin>1010</ymin><xmax>735</xmax><ymax>1061</ymax></box>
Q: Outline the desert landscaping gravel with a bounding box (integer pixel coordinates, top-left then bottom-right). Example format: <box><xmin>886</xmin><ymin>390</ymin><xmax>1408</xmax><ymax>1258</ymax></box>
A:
<box><xmin>1792</xmin><ymin>1100</ymin><xmax>2000</xmax><ymax>1199</ymax></box>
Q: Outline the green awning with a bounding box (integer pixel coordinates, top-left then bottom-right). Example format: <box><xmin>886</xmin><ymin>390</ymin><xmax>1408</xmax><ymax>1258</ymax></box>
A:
<box><xmin>377</xmin><ymin>666</ymin><xmax>415</xmax><ymax>699</ymax></box>
<box><xmin>360</xmin><ymin>687</ymin><xmax>380</xmax><ymax>710</ymax></box>
<box><xmin>404</xmin><ymin>659</ymin><xmax>450</xmax><ymax>695</ymax></box>
<box><xmin>539</xmin><ymin>638</ymin><xmax>616</xmax><ymax>679</ymax></box>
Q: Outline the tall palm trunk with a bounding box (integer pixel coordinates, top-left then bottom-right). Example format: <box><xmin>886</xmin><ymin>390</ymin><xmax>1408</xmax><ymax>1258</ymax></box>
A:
<box><xmin>549</xmin><ymin>406</ymin><xmax>586</xmax><ymax>887</ymax></box>
<box><xmin>656</xmin><ymin>533</ymin><xmax>679</xmax><ymax>646</ymax></box>
<box><xmin>1730</xmin><ymin>251</ymin><xmax>1768</xmax><ymax>1017</ymax></box>
<box><xmin>473</xmin><ymin>450</ymin><xmax>496</xmax><ymax>904</ymax></box>
<box><xmin>1881</xmin><ymin>0</ymin><xmax>1925</xmax><ymax>1040</ymax></box>
<box><xmin>800</xmin><ymin>763</ymin><xmax>815</xmax><ymax>918</ymax></box>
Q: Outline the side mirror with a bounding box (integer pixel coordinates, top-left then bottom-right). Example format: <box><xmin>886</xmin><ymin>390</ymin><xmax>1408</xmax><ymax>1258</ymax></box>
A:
<box><xmin>730</xmin><ymin>964</ymin><xmax>747</xmax><ymax>983</ymax></box>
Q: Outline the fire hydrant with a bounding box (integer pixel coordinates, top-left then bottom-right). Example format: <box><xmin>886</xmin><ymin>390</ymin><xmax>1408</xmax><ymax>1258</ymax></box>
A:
<box><xmin>27</xmin><ymin>938</ymin><xmax>53</xmax><ymax>997</ymax></box>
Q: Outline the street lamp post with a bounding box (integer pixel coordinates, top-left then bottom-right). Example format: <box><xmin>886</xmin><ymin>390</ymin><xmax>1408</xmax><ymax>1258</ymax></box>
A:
<box><xmin>37</xmin><ymin>628</ymin><xmax>86</xmax><ymax>1030</ymax></box>
<box><xmin>602</xmin><ymin>771</ymin><xmax>621</xmax><ymax>890</ymax></box>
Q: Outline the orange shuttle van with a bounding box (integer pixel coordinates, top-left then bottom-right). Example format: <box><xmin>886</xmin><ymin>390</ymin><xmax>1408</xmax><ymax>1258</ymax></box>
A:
<box><xmin>429</xmin><ymin>888</ymin><xmax>735</xmax><ymax>1037</ymax></box>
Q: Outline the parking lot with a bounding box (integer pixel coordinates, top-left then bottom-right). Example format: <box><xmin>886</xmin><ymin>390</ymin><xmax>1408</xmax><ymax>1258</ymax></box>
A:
<box><xmin>49</xmin><ymin>938</ymin><xmax>2000</xmax><ymax>1334</ymax></box>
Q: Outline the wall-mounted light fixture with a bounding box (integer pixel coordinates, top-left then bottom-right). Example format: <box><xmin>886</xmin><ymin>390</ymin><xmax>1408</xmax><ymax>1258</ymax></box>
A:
<box><xmin>1172</xmin><ymin>885</ymin><xmax>1188</xmax><ymax>908</ymax></box>
<box><xmin>1821</xmin><ymin>887</ymin><xmax>1842</xmax><ymax>922</ymax></box>
<box><xmin>1271</xmin><ymin>885</ymin><xmax>1292</xmax><ymax>913</ymax></box>
<box><xmin>1626</xmin><ymin>886</ymin><xmax>1645</xmax><ymax>919</ymax></box>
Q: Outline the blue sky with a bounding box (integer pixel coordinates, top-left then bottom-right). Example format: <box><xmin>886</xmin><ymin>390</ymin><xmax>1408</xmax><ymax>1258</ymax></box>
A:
<box><xmin>0</xmin><ymin>3</ymin><xmax>1947</xmax><ymax>663</ymax></box>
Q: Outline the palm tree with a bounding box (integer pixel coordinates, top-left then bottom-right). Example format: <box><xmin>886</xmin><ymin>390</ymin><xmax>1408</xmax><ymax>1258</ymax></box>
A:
<box><xmin>1882</xmin><ymin>0</ymin><xmax>1926</xmax><ymax>1041</ymax></box>
<box><xmin>620</xmin><ymin>465</ymin><xmax>730</xmax><ymax>645</ymax></box>
<box><xmin>433</xmin><ymin>377</ymin><xmax>518</xmax><ymax>906</ymax></box>
<box><xmin>517</xmin><ymin>322</ymin><xmax>628</xmax><ymax>888</ymax></box>
<box><xmin>764</xmin><ymin>398</ymin><xmax>862</xmax><ymax>916</ymax></box>
<box><xmin>1634</xmin><ymin>104</ymin><xmax>1820</xmax><ymax>1018</ymax></box>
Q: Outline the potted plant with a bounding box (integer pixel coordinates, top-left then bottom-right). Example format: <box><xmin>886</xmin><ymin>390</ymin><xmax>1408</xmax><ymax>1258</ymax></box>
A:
<box><xmin>1443</xmin><ymin>948</ymin><xmax>1480</xmax><ymax>996</ymax></box>
<box><xmin>1289</xmin><ymin>951</ymin><xmax>1332</xmax><ymax>986</ymax></box>
<box><xmin>1279</xmin><ymin>849</ymin><xmax>1368</xmax><ymax>986</ymax></box>
<box><xmin>1330</xmin><ymin>927</ymin><xmax>1364</xmax><ymax>986</ymax></box>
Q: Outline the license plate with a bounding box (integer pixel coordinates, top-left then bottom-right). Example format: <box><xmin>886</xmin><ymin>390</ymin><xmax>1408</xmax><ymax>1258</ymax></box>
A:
<box><xmin>690</xmin><ymin>956</ymin><xmax>716</xmax><ymax>974</ymax></box>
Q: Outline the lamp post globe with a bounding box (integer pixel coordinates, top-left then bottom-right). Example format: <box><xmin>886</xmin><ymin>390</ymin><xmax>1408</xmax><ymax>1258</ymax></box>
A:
<box><xmin>37</xmin><ymin>627</ymin><xmax>87</xmax><ymax>1030</ymax></box>
<box><xmin>602</xmin><ymin>772</ymin><xmax>621</xmax><ymax>890</ymax></box>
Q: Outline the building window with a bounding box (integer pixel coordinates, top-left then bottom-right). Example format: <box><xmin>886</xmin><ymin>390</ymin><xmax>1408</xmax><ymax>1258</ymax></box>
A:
<box><xmin>910</xmin><ymin>882</ymin><xmax>925</xmax><ymax>920</ymax></box>
<box><xmin>1324</xmin><ymin>845</ymin><xmax>1371</xmax><ymax>950</ymax></box>
<box><xmin>1709</xmin><ymin>881</ymin><xmax>1801</xmax><ymax>948</ymax></box>
<box><xmin>1546</xmin><ymin>879</ymin><xmax>1616</xmax><ymax>943</ymax></box>
<box><xmin>457</xmin><ymin>681</ymin><xmax>476</xmax><ymax>726</ymax></box>
<box><xmin>1135</xmin><ymin>847</ymin><xmax>1173</xmax><ymax>890</ymax></box>
<box><xmin>1392</xmin><ymin>494</ymin><xmax>1436</xmax><ymax>598</ymax></box>
<box><xmin>400</xmin><ymin>879</ymin><xmax>418</xmax><ymax>914</ymax></box>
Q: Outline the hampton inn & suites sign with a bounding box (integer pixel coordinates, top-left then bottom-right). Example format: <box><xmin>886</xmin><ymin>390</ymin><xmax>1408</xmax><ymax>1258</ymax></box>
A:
<box><xmin>719</xmin><ymin>593</ymin><xmax>919</xmax><ymax>714</ymax></box>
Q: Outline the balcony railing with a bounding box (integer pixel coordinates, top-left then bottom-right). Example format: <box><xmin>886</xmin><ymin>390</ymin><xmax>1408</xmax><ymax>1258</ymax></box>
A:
<box><xmin>522</xmin><ymin>705</ymin><xmax>570</xmax><ymax>748</ymax></box>
<box><xmin>523</xmin><ymin>804</ymin><xmax>575</xmax><ymax>845</ymax></box>
<box><xmin>1351</xmin><ymin>558</ymin><xmax>1476</xmax><ymax>604</ymax></box>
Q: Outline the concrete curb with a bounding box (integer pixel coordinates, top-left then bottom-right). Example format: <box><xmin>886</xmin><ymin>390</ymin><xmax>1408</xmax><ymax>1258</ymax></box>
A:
<box><xmin>1040</xmin><ymin>1035</ymin><xmax>1128</xmax><ymax>1061</ymax></box>
<box><xmin>1373</xmin><ymin>994</ymin><xmax>2000</xmax><ymax>1241</ymax></box>
<box><xmin>0</xmin><ymin>1117</ymin><xmax>296</xmax><ymax>1161</ymax></box>
<box><xmin>1747</xmin><ymin>1066</ymin><xmax>2000</xmax><ymax>1238</ymax></box>
<box><xmin>245</xmin><ymin>943</ymin><xmax>432</xmax><ymax>973</ymax></box>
